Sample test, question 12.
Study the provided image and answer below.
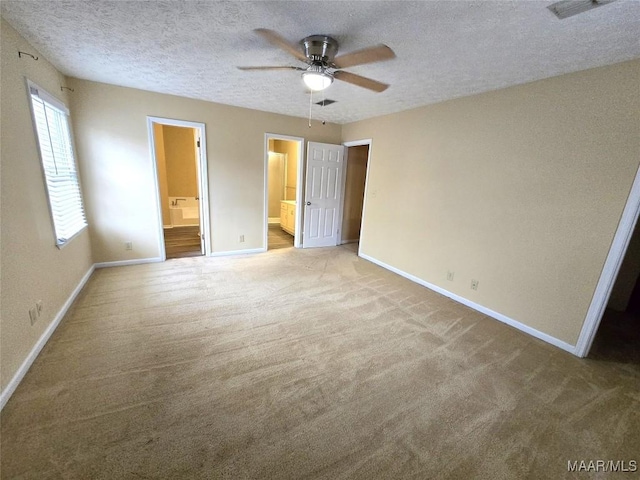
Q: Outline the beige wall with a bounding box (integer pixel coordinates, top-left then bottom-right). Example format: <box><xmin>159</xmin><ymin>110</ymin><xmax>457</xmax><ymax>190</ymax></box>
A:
<box><xmin>342</xmin><ymin>60</ymin><xmax>640</xmax><ymax>346</ymax></box>
<box><xmin>163</xmin><ymin>125</ymin><xmax>198</xmax><ymax>198</ymax></box>
<box><xmin>67</xmin><ymin>79</ymin><xmax>341</xmax><ymax>261</ymax></box>
<box><xmin>1</xmin><ymin>20</ymin><xmax>93</xmax><ymax>391</ymax></box>
<box><xmin>271</xmin><ymin>140</ymin><xmax>299</xmax><ymax>201</ymax></box>
<box><xmin>268</xmin><ymin>139</ymin><xmax>299</xmax><ymax>218</ymax></box>
<box><xmin>153</xmin><ymin>123</ymin><xmax>171</xmax><ymax>226</ymax></box>
<box><xmin>267</xmin><ymin>152</ymin><xmax>284</xmax><ymax>218</ymax></box>
<box><xmin>285</xmin><ymin>143</ymin><xmax>298</xmax><ymax>201</ymax></box>
<box><xmin>341</xmin><ymin>145</ymin><xmax>368</xmax><ymax>242</ymax></box>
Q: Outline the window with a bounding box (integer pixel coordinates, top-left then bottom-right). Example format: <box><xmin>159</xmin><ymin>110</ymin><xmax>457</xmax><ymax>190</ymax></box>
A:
<box><xmin>28</xmin><ymin>80</ymin><xmax>87</xmax><ymax>247</ymax></box>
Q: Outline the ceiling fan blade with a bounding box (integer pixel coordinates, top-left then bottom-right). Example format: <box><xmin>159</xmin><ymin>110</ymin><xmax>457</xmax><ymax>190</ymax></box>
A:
<box><xmin>237</xmin><ymin>66</ymin><xmax>305</xmax><ymax>71</ymax></box>
<box><xmin>254</xmin><ymin>28</ymin><xmax>307</xmax><ymax>62</ymax></box>
<box><xmin>333</xmin><ymin>70</ymin><xmax>389</xmax><ymax>93</ymax></box>
<box><xmin>333</xmin><ymin>44</ymin><xmax>395</xmax><ymax>69</ymax></box>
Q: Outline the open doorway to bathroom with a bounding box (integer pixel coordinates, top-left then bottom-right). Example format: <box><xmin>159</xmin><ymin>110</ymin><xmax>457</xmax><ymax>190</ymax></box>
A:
<box><xmin>264</xmin><ymin>134</ymin><xmax>304</xmax><ymax>250</ymax></box>
<box><xmin>148</xmin><ymin>117</ymin><xmax>210</xmax><ymax>260</ymax></box>
<box><xmin>340</xmin><ymin>141</ymin><xmax>371</xmax><ymax>254</ymax></box>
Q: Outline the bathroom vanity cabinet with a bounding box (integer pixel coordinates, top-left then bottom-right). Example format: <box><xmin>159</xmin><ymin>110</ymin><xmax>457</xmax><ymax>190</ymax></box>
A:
<box><xmin>280</xmin><ymin>200</ymin><xmax>296</xmax><ymax>236</ymax></box>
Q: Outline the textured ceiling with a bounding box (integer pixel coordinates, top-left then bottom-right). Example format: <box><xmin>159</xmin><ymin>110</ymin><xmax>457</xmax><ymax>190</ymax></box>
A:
<box><xmin>2</xmin><ymin>1</ymin><xmax>639</xmax><ymax>124</ymax></box>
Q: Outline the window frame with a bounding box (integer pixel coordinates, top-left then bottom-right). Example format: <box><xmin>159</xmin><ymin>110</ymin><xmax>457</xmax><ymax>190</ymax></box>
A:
<box><xmin>26</xmin><ymin>79</ymin><xmax>87</xmax><ymax>248</ymax></box>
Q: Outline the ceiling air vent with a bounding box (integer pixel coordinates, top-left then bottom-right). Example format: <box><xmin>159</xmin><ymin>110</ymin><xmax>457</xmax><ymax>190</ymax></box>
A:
<box><xmin>548</xmin><ymin>0</ymin><xmax>616</xmax><ymax>19</ymax></box>
<box><xmin>315</xmin><ymin>99</ymin><xmax>337</xmax><ymax>107</ymax></box>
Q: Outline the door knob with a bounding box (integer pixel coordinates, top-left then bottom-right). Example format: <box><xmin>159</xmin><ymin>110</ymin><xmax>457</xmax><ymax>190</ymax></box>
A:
<box><xmin>306</xmin><ymin>201</ymin><xmax>311</xmax><ymax>206</ymax></box>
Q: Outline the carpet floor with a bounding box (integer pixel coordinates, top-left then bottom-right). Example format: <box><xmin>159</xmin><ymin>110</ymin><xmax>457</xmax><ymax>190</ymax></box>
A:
<box><xmin>1</xmin><ymin>245</ymin><xmax>639</xmax><ymax>479</ymax></box>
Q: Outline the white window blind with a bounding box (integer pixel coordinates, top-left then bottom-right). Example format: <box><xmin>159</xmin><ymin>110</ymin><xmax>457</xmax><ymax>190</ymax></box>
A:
<box><xmin>28</xmin><ymin>81</ymin><xmax>87</xmax><ymax>246</ymax></box>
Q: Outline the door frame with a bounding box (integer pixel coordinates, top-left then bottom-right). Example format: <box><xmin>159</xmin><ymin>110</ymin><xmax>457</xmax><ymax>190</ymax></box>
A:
<box><xmin>264</xmin><ymin>133</ymin><xmax>305</xmax><ymax>249</ymax></box>
<box><xmin>341</xmin><ymin>139</ymin><xmax>373</xmax><ymax>255</ymax></box>
<box><xmin>575</xmin><ymin>163</ymin><xmax>640</xmax><ymax>357</ymax></box>
<box><xmin>147</xmin><ymin>116</ymin><xmax>211</xmax><ymax>260</ymax></box>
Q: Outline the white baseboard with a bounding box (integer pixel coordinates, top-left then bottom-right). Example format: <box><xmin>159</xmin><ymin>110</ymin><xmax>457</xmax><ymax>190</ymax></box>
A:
<box><xmin>0</xmin><ymin>264</ymin><xmax>95</xmax><ymax>411</ymax></box>
<box><xmin>359</xmin><ymin>253</ymin><xmax>576</xmax><ymax>355</ymax></box>
<box><xmin>340</xmin><ymin>239</ymin><xmax>360</xmax><ymax>245</ymax></box>
<box><xmin>268</xmin><ymin>217</ymin><xmax>280</xmax><ymax>225</ymax></box>
<box><xmin>210</xmin><ymin>248</ymin><xmax>265</xmax><ymax>257</ymax></box>
<box><xmin>94</xmin><ymin>257</ymin><xmax>163</xmax><ymax>268</ymax></box>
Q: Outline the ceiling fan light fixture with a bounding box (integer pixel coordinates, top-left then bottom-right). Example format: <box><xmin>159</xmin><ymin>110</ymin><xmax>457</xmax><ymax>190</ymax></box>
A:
<box><xmin>302</xmin><ymin>70</ymin><xmax>333</xmax><ymax>91</ymax></box>
<box><xmin>303</xmin><ymin>72</ymin><xmax>333</xmax><ymax>91</ymax></box>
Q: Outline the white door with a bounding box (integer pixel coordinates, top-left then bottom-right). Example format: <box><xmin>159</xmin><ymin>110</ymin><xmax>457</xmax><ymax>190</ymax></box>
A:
<box><xmin>302</xmin><ymin>142</ymin><xmax>345</xmax><ymax>248</ymax></box>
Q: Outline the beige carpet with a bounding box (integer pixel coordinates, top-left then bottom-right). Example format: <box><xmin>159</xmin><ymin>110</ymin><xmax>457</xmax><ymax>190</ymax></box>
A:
<box><xmin>2</xmin><ymin>245</ymin><xmax>639</xmax><ymax>479</ymax></box>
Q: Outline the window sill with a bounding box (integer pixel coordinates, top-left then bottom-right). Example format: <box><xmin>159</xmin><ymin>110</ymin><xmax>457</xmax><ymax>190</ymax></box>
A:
<box><xmin>56</xmin><ymin>224</ymin><xmax>89</xmax><ymax>250</ymax></box>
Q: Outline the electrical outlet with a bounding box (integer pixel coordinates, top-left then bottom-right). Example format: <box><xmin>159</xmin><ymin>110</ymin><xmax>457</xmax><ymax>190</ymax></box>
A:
<box><xmin>29</xmin><ymin>307</ymin><xmax>38</xmax><ymax>326</ymax></box>
<box><xmin>471</xmin><ymin>279</ymin><xmax>479</xmax><ymax>291</ymax></box>
<box><xmin>447</xmin><ymin>271</ymin><xmax>455</xmax><ymax>281</ymax></box>
<box><xmin>125</xmin><ymin>241</ymin><xmax>133</xmax><ymax>250</ymax></box>
<box><xmin>36</xmin><ymin>300</ymin><xmax>43</xmax><ymax>316</ymax></box>
<box><xmin>239</xmin><ymin>235</ymin><xmax>245</xmax><ymax>243</ymax></box>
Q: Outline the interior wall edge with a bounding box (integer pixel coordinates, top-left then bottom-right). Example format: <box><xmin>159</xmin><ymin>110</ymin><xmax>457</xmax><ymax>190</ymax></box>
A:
<box><xmin>0</xmin><ymin>254</ymin><xmax>169</xmax><ymax>409</ymax></box>
<box><xmin>359</xmin><ymin>252</ymin><xmax>577</xmax><ymax>355</ymax></box>
<box><xmin>574</xmin><ymin>163</ymin><xmax>640</xmax><ymax>357</ymax></box>
<box><xmin>0</xmin><ymin>264</ymin><xmax>96</xmax><ymax>411</ymax></box>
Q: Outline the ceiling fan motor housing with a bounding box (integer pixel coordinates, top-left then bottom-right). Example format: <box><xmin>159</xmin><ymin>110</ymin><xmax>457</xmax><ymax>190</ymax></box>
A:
<box><xmin>301</xmin><ymin>35</ymin><xmax>339</xmax><ymax>66</ymax></box>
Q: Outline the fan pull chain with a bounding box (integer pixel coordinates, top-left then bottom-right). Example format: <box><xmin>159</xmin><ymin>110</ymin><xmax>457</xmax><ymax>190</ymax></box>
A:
<box><xmin>308</xmin><ymin>90</ymin><xmax>313</xmax><ymax>128</ymax></box>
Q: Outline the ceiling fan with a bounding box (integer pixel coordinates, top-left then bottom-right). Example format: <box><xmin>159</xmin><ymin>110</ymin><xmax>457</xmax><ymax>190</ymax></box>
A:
<box><xmin>238</xmin><ymin>29</ymin><xmax>395</xmax><ymax>93</ymax></box>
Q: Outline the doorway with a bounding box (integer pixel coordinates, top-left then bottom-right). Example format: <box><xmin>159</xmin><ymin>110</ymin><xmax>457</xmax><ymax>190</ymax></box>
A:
<box><xmin>340</xmin><ymin>143</ymin><xmax>370</xmax><ymax>250</ymax></box>
<box><xmin>148</xmin><ymin>117</ymin><xmax>210</xmax><ymax>260</ymax></box>
<box><xmin>576</xmin><ymin>164</ymin><xmax>640</xmax><ymax>357</ymax></box>
<box><xmin>340</xmin><ymin>140</ymin><xmax>372</xmax><ymax>254</ymax></box>
<box><xmin>588</xmin><ymin>221</ymin><xmax>640</xmax><ymax>363</ymax></box>
<box><xmin>264</xmin><ymin>134</ymin><xmax>304</xmax><ymax>250</ymax></box>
